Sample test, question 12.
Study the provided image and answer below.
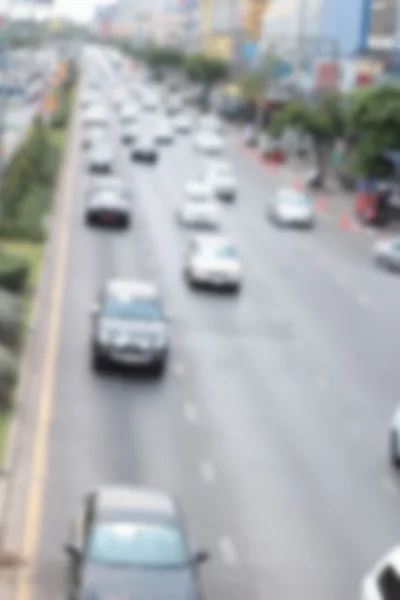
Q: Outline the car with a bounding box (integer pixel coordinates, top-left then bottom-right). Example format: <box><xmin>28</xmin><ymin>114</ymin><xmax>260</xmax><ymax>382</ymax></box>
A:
<box><xmin>90</xmin><ymin>279</ymin><xmax>170</xmax><ymax>373</ymax></box>
<box><xmin>85</xmin><ymin>190</ymin><xmax>131</xmax><ymax>228</ymax></box>
<box><xmin>166</xmin><ymin>96</ymin><xmax>183</xmax><ymax>115</ymax></box>
<box><xmin>242</xmin><ymin>124</ymin><xmax>258</xmax><ymax>147</ymax></box>
<box><xmin>174</xmin><ymin>113</ymin><xmax>192</xmax><ymax>133</ymax></box>
<box><xmin>131</xmin><ymin>136</ymin><xmax>158</xmax><ymax>163</ymax></box>
<box><xmin>155</xmin><ymin>120</ymin><xmax>174</xmax><ymax>144</ymax></box>
<box><xmin>177</xmin><ymin>198</ymin><xmax>221</xmax><ymax>230</ymax></box>
<box><xmin>184</xmin><ymin>177</ymin><xmax>213</xmax><ymax>202</ymax></box>
<box><xmin>83</xmin><ymin>105</ymin><xmax>108</xmax><ymax>129</ymax></box>
<box><xmin>64</xmin><ymin>485</ymin><xmax>209</xmax><ymax>600</ymax></box>
<box><xmin>113</xmin><ymin>88</ymin><xmax>130</xmax><ymax>109</ymax></box>
<box><xmin>87</xmin><ymin>142</ymin><xmax>114</xmax><ymax>173</ymax></box>
<box><xmin>142</xmin><ymin>93</ymin><xmax>159</xmax><ymax>111</ymax></box>
<box><xmin>119</xmin><ymin>105</ymin><xmax>139</xmax><ymax>126</ymax></box>
<box><xmin>198</xmin><ymin>113</ymin><xmax>223</xmax><ymax>134</ymax></box>
<box><xmin>184</xmin><ymin>234</ymin><xmax>242</xmax><ymax>291</ymax></box>
<box><xmin>81</xmin><ymin>127</ymin><xmax>107</xmax><ymax>151</ymax></box>
<box><xmin>86</xmin><ymin>175</ymin><xmax>133</xmax><ymax>202</ymax></box>
<box><xmin>362</xmin><ymin>546</ymin><xmax>400</xmax><ymax>600</ymax></box>
<box><xmin>194</xmin><ymin>130</ymin><xmax>224</xmax><ymax>155</ymax></box>
<box><xmin>121</xmin><ymin>123</ymin><xmax>139</xmax><ymax>144</ymax></box>
<box><xmin>267</xmin><ymin>188</ymin><xmax>315</xmax><ymax>228</ymax></box>
<box><xmin>80</xmin><ymin>90</ymin><xmax>97</xmax><ymax>110</ymax></box>
<box><xmin>373</xmin><ymin>237</ymin><xmax>400</xmax><ymax>272</ymax></box>
<box><xmin>204</xmin><ymin>161</ymin><xmax>238</xmax><ymax>201</ymax></box>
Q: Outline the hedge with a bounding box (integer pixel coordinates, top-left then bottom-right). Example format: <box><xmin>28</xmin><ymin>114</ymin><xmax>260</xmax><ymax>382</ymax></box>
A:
<box><xmin>0</xmin><ymin>252</ymin><xmax>29</xmax><ymax>293</ymax></box>
<box><xmin>0</xmin><ymin>343</ymin><xmax>19</xmax><ymax>409</ymax></box>
<box><xmin>0</xmin><ymin>289</ymin><xmax>23</xmax><ymax>348</ymax></box>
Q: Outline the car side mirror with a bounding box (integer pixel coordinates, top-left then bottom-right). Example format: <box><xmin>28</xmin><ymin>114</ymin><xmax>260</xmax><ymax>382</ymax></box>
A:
<box><xmin>64</xmin><ymin>542</ymin><xmax>82</xmax><ymax>559</ymax></box>
<box><xmin>193</xmin><ymin>550</ymin><xmax>210</xmax><ymax>565</ymax></box>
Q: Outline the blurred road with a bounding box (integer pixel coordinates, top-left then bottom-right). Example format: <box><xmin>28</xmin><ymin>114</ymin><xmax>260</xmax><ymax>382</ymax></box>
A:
<box><xmin>10</xmin><ymin>66</ymin><xmax>400</xmax><ymax>600</ymax></box>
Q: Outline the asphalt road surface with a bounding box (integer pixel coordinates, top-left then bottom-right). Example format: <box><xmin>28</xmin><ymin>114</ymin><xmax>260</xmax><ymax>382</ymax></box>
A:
<box><xmin>30</xmin><ymin>70</ymin><xmax>400</xmax><ymax>600</ymax></box>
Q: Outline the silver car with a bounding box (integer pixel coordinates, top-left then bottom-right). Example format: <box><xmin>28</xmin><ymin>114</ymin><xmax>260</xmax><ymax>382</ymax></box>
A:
<box><xmin>90</xmin><ymin>279</ymin><xmax>169</xmax><ymax>376</ymax></box>
<box><xmin>374</xmin><ymin>237</ymin><xmax>400</xmax><ymax>272</ymax></box>
<box><xmin>184</xmin><ymin>234</ymin><xmax>242</xmax><ymax>291</ymax></box>
<box><xmin>268</xmin><ymin>188</ymin><xmax>315</xmax><ymax>228</ymax></box>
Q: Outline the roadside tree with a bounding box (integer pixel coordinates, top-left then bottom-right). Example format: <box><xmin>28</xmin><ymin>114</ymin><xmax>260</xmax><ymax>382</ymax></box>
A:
<box><xmin>269</xmin><ymin>94</ymin><xmax>346</xmax><ymax>187</ymax></box>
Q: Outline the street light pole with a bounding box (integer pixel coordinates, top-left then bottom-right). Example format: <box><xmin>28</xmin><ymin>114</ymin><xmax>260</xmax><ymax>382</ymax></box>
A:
<box><xmin>295</xmin><ymin>0</ymin><xmax>307</xmax><ymax>86</ymax></box>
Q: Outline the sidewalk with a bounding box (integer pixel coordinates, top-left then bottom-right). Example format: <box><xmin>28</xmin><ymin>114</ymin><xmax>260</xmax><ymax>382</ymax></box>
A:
<box><xmin>232</xmin><ymin>131</ymin><xmax>400</xmax><ymax>240</ymax></box>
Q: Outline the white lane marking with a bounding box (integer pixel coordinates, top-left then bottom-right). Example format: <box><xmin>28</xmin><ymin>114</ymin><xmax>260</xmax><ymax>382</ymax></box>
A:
<box><xmin>172</xmin><ymin>361</ymin><xmax>186</xmax><ymax>378</ymax></box>
<box><xmin>218</xmin><ymin>536</ymin><xmax>238</xmax><ymax>566</ymax></box>
<box><xmin>315</xmin><ymin>374</ymin><xmax>328</xmax><ymax>391</ymax></box>
<box><xmin>200</xmin><ymin>461</ymin><xmax>216</xmax><ymax>483</ymax></box>
<box><xmin>357</xmin><ymin>293</ymin><xmax>371</xmax><ymax>307</ymax></box>
<box><xmin>184</xmin><ymin>402</ymin><xmax>198</xmax><ymax>423</ymax></box>
<box><xmin>383</xmin><ymin>474</ymin><xmax>398</xmax><ymax>497</ymax></box>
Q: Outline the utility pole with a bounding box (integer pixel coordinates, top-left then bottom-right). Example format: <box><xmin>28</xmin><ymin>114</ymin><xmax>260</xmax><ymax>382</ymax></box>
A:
<box><xmin>295</xmin><ymin>0</ymin><xmax>307</xmax><ymax>86</ymax></box>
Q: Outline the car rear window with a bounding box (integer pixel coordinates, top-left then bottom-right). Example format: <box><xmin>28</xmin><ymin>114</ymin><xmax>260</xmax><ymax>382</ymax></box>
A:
<box><xmin>88</xmin><ymin>522</ymin><xmax>189</xmax><ymax>568</ymax></box>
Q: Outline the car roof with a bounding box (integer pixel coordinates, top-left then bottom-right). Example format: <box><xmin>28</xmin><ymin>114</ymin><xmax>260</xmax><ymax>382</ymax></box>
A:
<box><xmin>278</xmin><ymin>187</ymin><xmax>307</xmax><ymax>199</ymax></box>
<box><xmin>106</xmin><ymin>279</ymin><xmax>158</xmax><ymax>299</ymax></box>
<box><xmin>95</xmin><ymin>485</ymin><xmax>178</xmax><ymax>522</ymax></box>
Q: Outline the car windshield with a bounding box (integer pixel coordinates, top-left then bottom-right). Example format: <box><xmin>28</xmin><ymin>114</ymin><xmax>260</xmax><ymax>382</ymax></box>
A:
<box><xmin>104</xmin><ymin>296</ymin><xmax>163</xmax><ymax>321</ymax></box>
<box><xmin>88</xmin><ymin>522</ymin><xmax>189</xmax><ymax>568</ymax></box>
<box><xmin>280</xmin><ymin>192</ymin><xmax>309</xmax><ymax>206</ymax></box>
<box><xmin>200</xmin><ymin>244</ymin><xmax>237</xmax><ymax>259</ymax></box>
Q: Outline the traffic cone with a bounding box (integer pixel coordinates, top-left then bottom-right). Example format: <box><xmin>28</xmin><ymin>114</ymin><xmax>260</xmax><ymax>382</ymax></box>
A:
<box><xmin>339</xmin><ymin>212</ymin><xmax>351</xmax><ymax>230</ymax></box>
<box><xmin>316</xmin><ymin>196</ymin><xmax>327</xmax><ymax>212</ymax></box>
<box><xmin>293</xmin><ymin>179</ymin><xmax>303</xmax><ymax>191</ymax></box>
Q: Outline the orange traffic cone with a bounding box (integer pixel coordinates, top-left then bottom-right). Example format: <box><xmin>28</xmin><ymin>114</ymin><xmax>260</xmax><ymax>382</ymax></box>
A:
<box><xmin>293</xmin><ymin>179</ymin><xmax>303</xmax><ymax>191</ymax></box>
<box><xmin>316</xmin><ymin>196</ymin><xmax>327</xmax><ymax>212</ymax></box>
<box><xmin>339</xmin><ymin>212</ymin><xmax>351</xmax><ymax>230</ymax></box>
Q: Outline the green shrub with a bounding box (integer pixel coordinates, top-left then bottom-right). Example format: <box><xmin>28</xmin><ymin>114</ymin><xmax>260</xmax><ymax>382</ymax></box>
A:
<box><xmin>0</xmin><ymin>252</ymin><xmax>29</xmax><ymax>292</ymax></box>
<box><xmin>0</xmin><ymin>289</ymin><xmax>23</xmax><ymax>348</ymax></box>
<box><xmin>0</xmin><ymin>344</ymin><xmax>19</xmax><ymax>409</ymax></box>
<box><xmin>0</xmin><ymin>222</ymin><xmax>45</xmax><ymax>242</ymax></box>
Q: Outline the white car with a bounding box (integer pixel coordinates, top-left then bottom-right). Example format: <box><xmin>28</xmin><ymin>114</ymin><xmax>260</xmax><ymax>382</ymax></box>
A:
<box><xmin>198</xmin><ymin>113</ymin><xmax>223</xmax><ymax>134</ymax></box>
<box><xmin>142</xmin><ymin>94</ymin><xmax>159</xmax><ymax>111</ymax></box>
<box><xmin>119</xmin><ymin>106</ymin><xmax>138</xmax><ymax>126</ymax></box>
<box><xmin>83</xmin><ymin>105</ymin><xmax>108</xmax><ymax>128</ymax></box>
<box><xmin>194</xmin><ymin>131</ymin><xmax>224</xmax><ymax>155</ymax></box>
<box><xmin>204</xmin><ymin>162</ymin><xmax>238</xmax><ymax>201</ymax></box>
<box><xmin>267</xmin><ymin>188</ymin><xmax>315</xmax><ymax>228</ymax></box>
<box><xmin>174</xmin><ymin>114</ymin><xmax>192</xmax><ymax>133</ymax></box>
<box><xmin>121</xmin><ymin>123</ymin><xmax>139</xmax><ymax>145</ymax></box>
<box><xmin>362</xmin><ymin>546</ymin><xmax>400</xmax><ymax>600</ymax></box>
<box><xmin>177</xmin><ymin>199</ymin><xmax>220</xmax><ymax>230</ymax></box>
<box><xmin>88</xmin><ymin>142</ymin><xmax>114</xmax><ymax>173</ymax></box>
<box><xmin>374</xmin><ymin>237</ymin><xmax>400</xmax><ymax>272</ymax></box>
<box><xmin>184</xmin><ymin>235</ymin><xmax>242</xmax><ymax>291</ymax></box>
<box><xmin>155</xmin><ymin>120</ymin><xmax>174</xmax><ymax>144</ymax></box>
<box><xmin>184</xmin><ymin>178</ymin><xmax>213</xmax><ymax>201</ymax></box>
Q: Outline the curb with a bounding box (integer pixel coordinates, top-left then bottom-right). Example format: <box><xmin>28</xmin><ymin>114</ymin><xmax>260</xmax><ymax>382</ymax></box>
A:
<box><xmin>0</xmin><ymin>85</ymin><xmax>80</xmax><ymax>549</ymax></box>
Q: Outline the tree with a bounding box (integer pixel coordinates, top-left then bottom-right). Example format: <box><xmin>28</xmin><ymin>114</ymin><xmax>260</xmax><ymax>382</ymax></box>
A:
<box><xmin>142</xmin><ymin>45</ymin><xmax>184</xmax><ymax>70</ymax></box>
<box><xmin>269</xmin><ymin>94</ymin><xmax>347</xmax><ymax>186</ymax></box>
<box><xmin>348</xmin><ymin>83</ymin><xmax>400</xmax><ymax>178</ymax></box>
<box><xmin>183</xmin><ymin>54</ymin><xmax>228</xmax><ymax>108</ymax></box>
<box><xmin>237</xmin><ymin>72</ymin><xmax>265</xmax><ymax>127</ymax></box>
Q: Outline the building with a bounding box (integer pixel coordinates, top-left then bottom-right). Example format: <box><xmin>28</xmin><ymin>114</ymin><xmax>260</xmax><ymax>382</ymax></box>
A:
<box><xmin>261</xmin><ymin>0</ymin><xmax>323</xmax><ymax>52</ymax></box>
<box><xmin>201</xmin><ymin>0</ymin><xmax>235</xmax><ymax>60</ymax></box>
<box><xmin>368</xmin><ymin>0</ymin><xmax>398</xmax><ymax>51</ymax></box>
<box><xmin>321</xmin><ymin>0</ymin><xmax>371</xmax><ymax>55</ymax></box>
